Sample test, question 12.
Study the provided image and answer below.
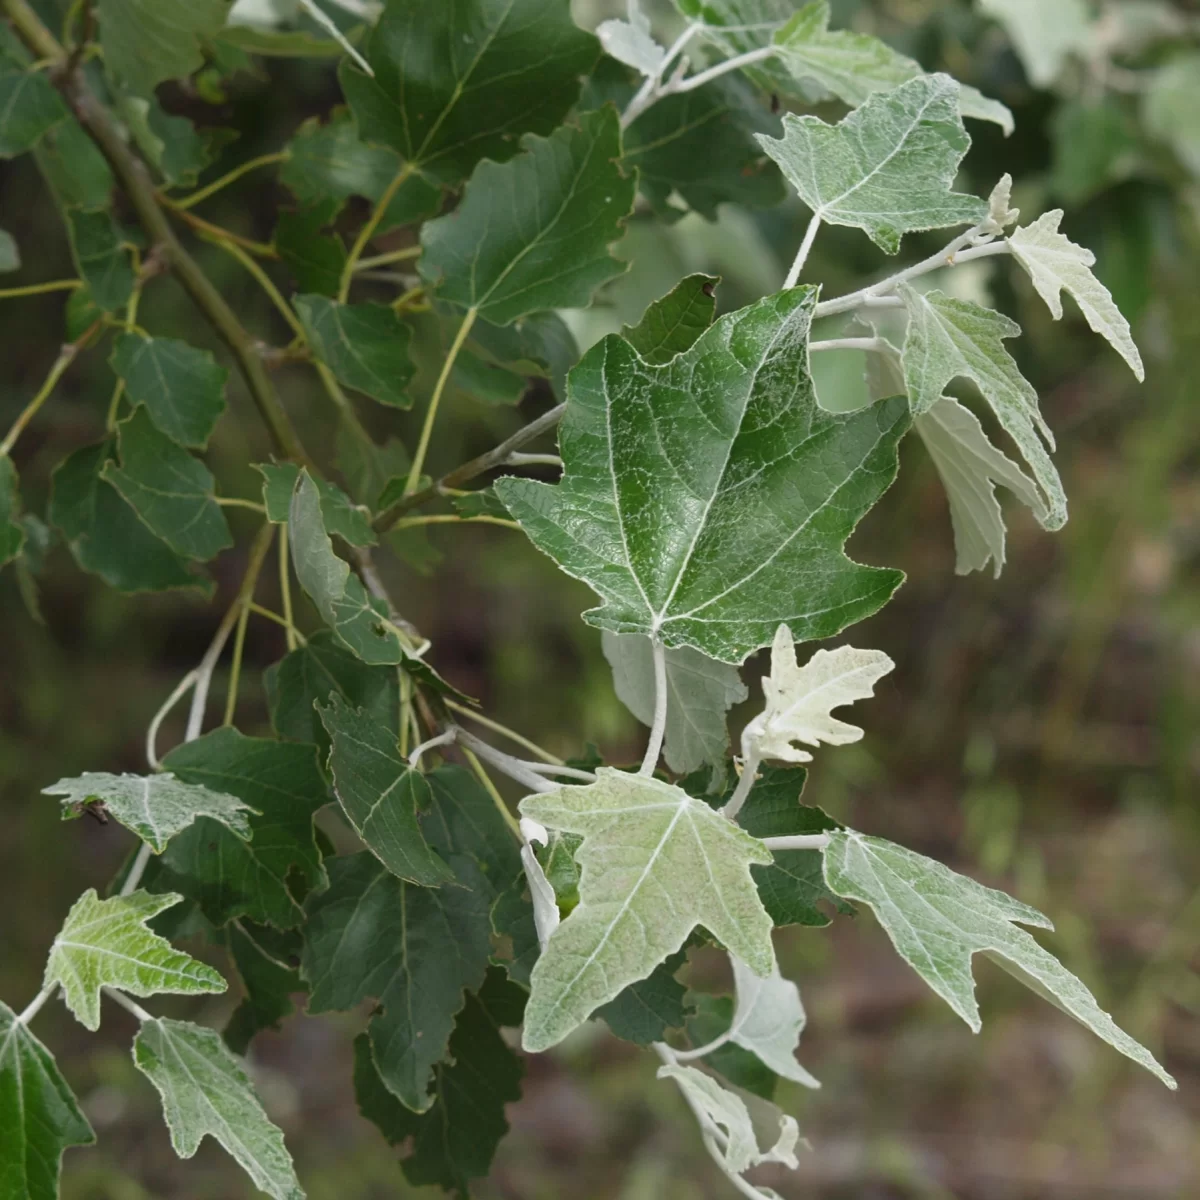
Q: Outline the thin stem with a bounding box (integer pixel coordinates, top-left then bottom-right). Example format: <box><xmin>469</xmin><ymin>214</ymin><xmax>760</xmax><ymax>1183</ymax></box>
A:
<box><xmin>0</xmin><ymin>279</ymin><xmax>81</xmax><ymax>300</ymax></box>
<box><xmin>671</xmin><ymin>44</ymin><xmax>776</xmax><ymax>94</ymax></box>
<box><xmin>355</xmin><ymin>246</ymin><xmax>421</xmax><ymax>272</ymax></box>
<box><xmin>620</xmin><ymin>21</ymin><xmax>702</xmax><ymax>129</ymax></box>
<box><xmin>278</xmin><ymin>524</ymin><xmax>296</xmax><ymax>651</ymax></box>
<box><xmin>505</xmin><ymin>452</ymin><xmax>562</xmax><ymax>468</ymax></box>
<box><xmin>671</xmin><ymin>1030</ymin><xmax>734</xmax><ymax>1062</ymax></box>
<box><xmin>340</xmin><ymin>162</ymin><xmax>417</xmax><ymax>301</ymax></box>
<box><xmin>461</xmin><ymin>747</ymin><xmax>523</xmax><ymax>836</ymax></box>
<box><xmin>808</xmin><ymin>336</ymin><xmax>887</xmax><ymax>353</ymax></box>
<box><xmin>163</xmin><ymin>201</ymin><xmax>279</xmax><ymax>260</ymax></box>
<box><xmin>223</xmin><ymin>531</ymin><xmax>273</xmax><ymax>727</ymax></box>
<box><xmin>409</xmin><ymin>728</ymin><xmax>458</xmax><ymax>768</ymax></box>
<box><xmin>721</xmin><ymin>754</ymin><xmax>759</xmax><ymax>822</ymax></box>
<box><xmin>783</xmin><ymin>214</ymin><xmax>821</xmax><ymax>289</ymax></box>
<box><xmin>405</xmin><ymin>307</ymin><xmax>478</xmax><ymax>495</ymax></box>
<box><xmin>17</xmin><ymin>984</ymin><xmax>56</xmax><ymax>1026</ymax></box>
<box><xmin>457</xmin><ymin>728</ymin><xmax>559</xmax><ymax>794</ymax></box>
<box><xmin>171</xmin><ymin>151</ymin><xmax>290</xmax><ymax>210</ymax></box>
<box><xmin>120</xmin><ymin>842</ymin><xmax>154</xmax><ymax>897</ymax></box>
<box><xmin>445</xmin><ymin>700</ymin><xmax>564</xmax><ymax>764</ymax></box>
<box><xmin>145</xmin><ymin>668</ymin><xmax>198</xmax><ymax>770</ymax></box>
<box><xmin>522</xmin><ymin>762</ymin><xmax>597</xmax><ymax>782</ymax></box>
<box><xmin>248</xmin><ymin>601</ymin><xmax>302</xmax><ymax>639</ymax></box>
<box><xmin>105</xmin><ymin>987</ymin><xmax>152</xmax><ymax>1023</ymax></box>
<box><xmin>297</xmin><ymin>0</ymin><xmax>374</xmax><ymax>76</ymax></box>
<box><xmin>391</xmin><ymin>513</ymin><xmax>520</xmax><ymax>531</ymax></box>
<box><xmin>375</xmin><ymin>401</ymin><xmax>565</xmax><ymax>531</ymax></box>
<box><xmin>211</xmin><ymin>237</ymin><xmax>304</xmax><ymax>337</ymax></box>
<box><xmin>761</xmin><ymin>833</ymin><xmax>831</xmax><ymax>852</ymax></box>
<box><xmin>215</xmin><ymin>496</ymin><xmax>267</xmax><ymax>513</ymax></box>
<box><xmin>397</xmin><ymin>670</ymin><xmax>413</xmax><ymax>758</ymax></box>
<box><xmin>639</xmin><ymin>638</ymin><xmax>669</xmax><ymax>775</ymax></box>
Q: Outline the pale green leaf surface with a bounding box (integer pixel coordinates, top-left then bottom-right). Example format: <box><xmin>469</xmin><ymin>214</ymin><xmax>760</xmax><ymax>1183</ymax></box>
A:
<box><xmin>823</xmin><ymin>831</ymin><xmax>1176</xmax><ymax>1088</ymax></box>
<box><xmin>756</xmin><ymin>74</ymin><xmax>986</xmax><ymax>253</ymax></box>
<box><xmin>598</xmin><ymin>3</ymin><xmax>665</xmax><ymax>77</ymax></box>
<box><xmin>1009</xmin><ymin>211</ymin><xmax>1144</xmax><ymax>380</ymax></box>
<box><xmin>774</xmin><ymin>2</ymin><xmax>1012</xmax><ymax>133</ymax></box>
<box><xmin>727</xmin><ymin>955</ymin><xmax>819</xmax><ymax>1088</ymax></box>
<box><xmin>110</xmin><ymin>335</ymin><xmax>229</xmax><ymax>450</ymax></box>
<box><xmin>674</xmin><ymin>0</ymin><xmax>808</xmax><ymax>95</ymax></box>
<box><xmin>978</xmin><ymin>0</ymin><xmax>1091</xmax><ymax>89</ymax></box>
<box><xmin>44</xmin><ymin>771</ymin><xmax>253</xmax><ymax>853</ymax></box>
<box><xmin>0</xmin><ymin>1001</ymin><xmax>95</xmax><ymax>1200</ymax></box>
<box><xmin>103</xmin><ymin>409</ymin><xmax>233</xmax><ymax>562</ymax></box>
<box><xmin>742</xmin><ymin>625</ymin><xmax>892</xmax><ymax>766</ymax></box>
<box><xmin>519</xmin><ymin>770</ymin><xmax>776</xmax><ymax>1052</ymax></box>
<box><xmin>0</xmin><ymin>227</ymin><xmax>17</xmax><ymax>271</ymax></box>
<box><xmin>341</xmin><ymin>0</ymin><xmax>599</xmax><ymax>184</ymax></box>
<box><xmin>420</xmin><ymin>108</ymin><xmax>635</xmax><ymax>325</ymax></box>
<box><xmin>294</xmin><ymin>295</ymin><xmax>416</xmax><ymax>409</ymax></box>
<box><xmin>897</xmin><ymin>284</ymin><xmax>1067</xmax><ymax>532</ymax></box>
<box><xmin>318</xmin><ymin>694</ymin><xmax>454</xmax><ymax>886</ymax></box>
<box><xmin>495</xmin><ymin>288</ymin><xmax>910</xmax><ymax>664</ymax></box>
<box><xmin>97</xmin><ymin>0</ymin><xmax>235</xmax><ymax>94</ymax></box>
<box><xmin>257</xmin><ymin>463</ymin><xmax>375</xmax><ymax>547</ymax></box>
<box><xmin>133</xmin><ymin>1017</ymin><xmax>303</xmax><ymax>1200</ymax></box>
<box><xmin>602</xmin><ymin>631</ymin><xmax>747</xmax><ymax>774</ymax></box>
<box><xmin>1144</xmin><ymin>54</ymin><xmax>1200</xmax><ymax>176</ymax></box>
<box><xmin>44</xmin><ymin>890</ymin><xmax>226</xmax><ymax>1030</ymax></box>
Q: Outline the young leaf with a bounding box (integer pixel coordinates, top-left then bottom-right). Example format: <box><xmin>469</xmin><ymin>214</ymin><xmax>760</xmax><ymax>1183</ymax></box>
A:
<box><xmin>598</xmin><ymin>1</ymin><xmax>666</xmax><ymax>77</ymax></box>
<box><xmin>102</xmin><ymin>409</ymin><xmax>233</xmax><ymax>562</ymax></box>
<box><xmin>44</xmin><ymin>889</ymin><xmax>226</xmax><ymax>1030</ymax></box>
<box><xmin>132</xmin><ymin>1017</ymin><xmax>304</xmax><ymax>1200</ymax></box>
<box><xmin>318</xmin><ymin>694</ymin><xmax>455</xmax><ymax>886</ymax></box>
<box><xmin>257</xmin><ymin>463</ymin><xmax>375</xmax><ymax>547</ymax></box>
<box><xmin>50</xmin><ymin>441</ymin><xmax>203</xmax><ymax>594</ymax></box>
<box><xmin>150</xmin><ymin>729</ymin><xmax>329</xmax><ymax>929</ymax></box>
<box><xmin>0</xmin><ymin>1001</ymin><xmax>95</xmax><ymax>1200</ymax></box>
<box><xmin>65</xmin><ymin>209</ymin><xmax>134</xmax><ymax>311</ymax></box>
<box><xmin>897</xmin><ymin>284</ymin><xmax>1067</xmax><ymax>532</ymax></box>
<box><xmin>620</xmin><ymin>273</ymin><xmax>718</xmax><ymax>364</ymax></box>
<box><xmin>97</xmin><ymin>0</ymin><xmax>235</xmax><ymax>95</ymax></box>
<box><xmin>340</xmin><ymin>0</ymin><xmax>599</xmax><ymax>185</ymax></box>
<box><xmin>757</xmin><ymin>74</ymin><xmax>986</xmax><ymax>254</ymax></box>
<box><xmin>419</xmin><ymin>107</ymin><xmax>635</xmax><ymax>326</ymax></box>
<box><xmin>602</xmin><ymin>631</ymin><xmax>748</xmax><ymax>774</ymax></box>
<box><xmin>1009</xmin><ymin>211</ymin><xmax>1144</xmax><ymax>380</ymax></box>
<box><xmin>823</xmin><ymin>831</ymin><xmax>1177</xmax><ymax>1089</ymax></box>
<box><xmin>264</xmin><ymin>630</ymin><xmax>399</xmax><ymax>753</ymax></box>
<box><xmin>741</xmin><ymin>625</ymin><xmax>893</xmax><ymax>766</ymax></box>
<box><xmin>109</xmin><ymin>334</ymin><xmax>229</xmax><ymax>450</ymax></box>
<box><xmin>773</xmin><ymin>2</ymin><xmax>1013</xmax><ymax>134</ymax></box>
<box><xmin>1</xmin><ymin>455</ymin><xmax>24</xmax><ymax>566</ymax></box>
<box><xmin>44</xmin><ymin>771</ymin><xmax>254</xmax><ymax>853</ymax></box>
<box><xmin>0</xmin><ymin>64</ymin><xmax>66</xmax><ymax>158</ymax></box>
<box><xmin>978</xmin><ymin>0</ymin><xmax>1092</xmax><ymax>89</ymax></box>
<box><xmin>596</xmin><ymin>951</ymin><xmax>691</xmax><ymax>1045</ymax></box>
<box><xmin>519</xmin><ymin>770</ymin><xmax>776</xmax><ymax>1052</ymax></box>
<box><xmin>496</xmin><ymin>288</ymin><xmax>910</xmax><ymax>665</ymax></box>
<box><xmin>354</xmin><ymin>971</ymin><xmax>525</xmax><ymax>1195</ymax></box>
<box><xmin>223</xmin><ymin>923</ymin><xmax>304</xmax><ymax>1055</ymax></box>
<box><xmin>725</xmin><ymin>955</ymin><xmax>819</xmax><ymax>1088</ymax></box>
<box><xmin>0</xmin><ymin>226</ymin><xmax>18</xmax><ymax>271</ymax></box>
<box><xmin>685</xmin><ymin>994</ymin><xmax>778</xmax><ymax>1100</ymax></box>
<box><xmin>293</xmin><ymin>295</ymin><xmax>416</xmax><ymax>409</ymax></box>
<box><xmin>914</xmin><ymin>396</ymin><xmax>1049</xmax><ymax>578</ymax></box>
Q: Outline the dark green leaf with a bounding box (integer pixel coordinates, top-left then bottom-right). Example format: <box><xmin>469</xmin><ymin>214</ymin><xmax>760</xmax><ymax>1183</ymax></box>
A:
<box><xmin>621</xmin><ymin>274</ymin><xmax>719</xmax><ymax>364</ymax></box>
<box><xmin>0</xmin><ymin>1000</ymin><xmax>96</xmax><ymax>1200</ymax></box>
<box><xmin>596</xmin><ymin>950</ymin><xmax>691</xmax><ymax>1044</ymax></box>
<box><xmin>118</xmin><ymin>93</ymin><xmax>232</xmax><ymax>189</ymax></box>
<box><xmin>354</xmin><ymin>969</ymin><xmax>525</xmax><ymax>1196</ymax></box>
<box><xmin>49</xmin><ymin>440</ymin><xmax>205</xmax><ymax>594</ymax></box>
<box><xmin>496</xmin><ymin>288</ymin><xmax>910</xmax><ymax>664</ymax></box>
<box><xmin>341</xmin><ymin>0</ymin><xmax>599</xmax><ymax>185</ymax></box>
<box><xmin>537</xmin><ymin>830</ymin><xmax>582</xmax><ymax>913</ymax></box>
<box><xmin>65</xmin><ymin>285</ymin><xmax>104</xmax><ymax>341</ymax></box>
<box><xmin>34</xmin><ymin>117</ymin><xmax>114</xmax><ymax>211</ymax></box>
<box><xmin>336</xmin><ymin>427</ymin><xmax>411</xmax><ymax>508</ymax></box>
<box><xmin>110</xmin><ymin>334</ymin><xmax>229</xmax><ymax>449</ymax></box>
<box><xmin>223</xmin><ymin>923</ymin><xmax>304</xmax><ymax>1055</ymax></box>
<box><xmin>420</xmin><ymin>107</ymin><xmax>634</xmax><ymax>325</ymax></box>
<box><xmin>490</xmin><ymin>869</ymin><xmax>539</xmax><ymax>987</ymax></box>
<box><xmin>1</xmin><ymin>455</ymin><xmax>25</xmax><ymax>566</ymax></box>
<box><xmin>275</xmin><ymin>203</ymin><xmax>346</xmax><ymax>297</ymax></box>
<box><xmin>257</xmin><ymin>462</ymin><xmax>375</xmax><ymax>546</ymax></box>
<box><xmin>147</xmin><ymin>729</ymin><xmax>329</xmax><ymax>929</ymax></box>
<box><xmin>0</xmin><ymin>64</ymin><xmax>66</xmax><ymax>158</ymax></box>
<box><xmin>294</xmin><ymin>294</ymin><xmax>415</xmax><ymax>409</ymax></box>
<box><xmin>215</xmin><ymin>24</ymin><xmax>344</xmax><ymax>59</ymax></box>
<box><xmin>468</xmin><ymin>310</ymin><xmax>580</xmax><ymax>399</ymax></box>
<box><xmin>65</xmin><ymin>208</ymin><xmax>134</xmax><ymax>310</ymax></box>
<box><xmin>102</xmin><ymin>408</ymin><xmax>233</xmax><ymax>561</ymax></box>
<box><xmin>319</xmin><ymin>694</ymin><xmax>455</xmax><ymax>886</ymax></box>
<box><xmin>264</xmin><ymin>630</ymin><xmax>399</xmax><ymax>753</ymax></box>
<box><xmin>685</xmin><ymin>994</ymin><xmax>778</xmax><ymax>1100</ymax></box>
<box><xmin>97</xmin><ymin>0</ymin><xmax>236</xmax><ymax>95</ymax></box>
<box><xmin>452</xmin><ymin>488</ymin><xmax>511</xmax><ymax>522</ymax></box>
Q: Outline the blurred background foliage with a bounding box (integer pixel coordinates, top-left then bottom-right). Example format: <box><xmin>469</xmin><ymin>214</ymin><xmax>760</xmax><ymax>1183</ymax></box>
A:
<box><xmin>2</xmin><ymin>0</ymin><xmax>1199</xmax><ymax>1196</ymax></box>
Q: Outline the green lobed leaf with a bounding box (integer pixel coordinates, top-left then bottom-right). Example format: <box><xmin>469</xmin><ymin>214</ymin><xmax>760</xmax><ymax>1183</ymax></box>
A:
<box><xmin>595</xmin><ymin>950</ymin><xmax>691</xmax><ymax>1045</ymax></box>
<box><xmin>620</xmin><ymin>274</ymin><xmax>718</xmax><ymax>364</ymax></box>
<box><xmin>102</xmin><ymin>409</ymin><xmax>233</xmax><ymax>562</ymax></box>
<box><xmin>354</xmin><ymin>970</ymin><xmax>525</xmax><ymax>1195</ymax></box>
<box><xmin>43</xmin><ymin>890</ymin><xmax>226</xmax><ymax>1030</ymax></box>
<box><xmin>978</xmin><ymin>0</ymin><xmax>1091</xmax><ymax>90</ymax></box>
<box><xmin>0</xmin><ymin>63</ymin><xmax>66</xmax><ymax>158</ymax></box>
<box><xmin>257</xmin><ymin>462</ymin><xmax>375</xmax><ymax>547</ymax></box>
<box><xmin>65</xmin><ymin>209</ymin><xmax>135</xmax><ymax>310</ymax></box>
<box><xmin>466</xmin><ymin>310</ymin><xmax>580</xmax><ymax>400</ymax></box>
<box><xmin>132</xmin><ymin>1016</ymin><xmax>304</xmax><ymax>1200</ymax></box>
<box><xmin>0</xmin><ymin>1001</ymin><xmax>95</xmax><ymax>1200</ymax></box>
<box><xmin>1</xmin><ymin>455</ymin><xmax>25</xmax><ymax>566</ymax></box>
<box><xmin>0</xmin><ymin>227</ymin><xmax>18</xmax><ymax>272</ymax></box>
<box><xmin>496</xmin><ymin>288</ymin><xmax>910</xmax><ymax>664</ymax></box>
<box><xmin>34</xmin><ymin>117</ymin><xmax>114</xmax><ymax>210</ymax></box>
<box><xmin>49</xmin><ymin>440</ymin><xmax>204</xmax><ymax>594</ymax></box>
<box><xmin>602</xmin><ymin>632</ymin><xmax>747</xmax><ymax>774</ymax></box>
<box><xmin>223</xmin><ymin>923</ymin><xmax>304</xmax><ymax>1055</ymax></box>
<box><xmin>44</xmin><ymin>771</ymin><xmax>253</xmax><ymax>853</ymax></box>
<box><xmin>275</xmin><ymin>203</ymin><xmax>345</xmax><ymax>297</ymax></box>
<box><xmin>452</xmin><ymin>488</ymin><xmax>511</xmax><ymax>523</ymax></box>
<box><xmin>340</xmin><ymin>0</ymin><xmax>600</xmax><ymax>185</ymax></box>
<box><xmin>318</xmin><ymin>694</ymin><xmax>455</xmax><ymax>886</ymax></box>
<box><xmin>264</xmin><ymin>630</ymin><xmax>399</xmax><ymax>754</ymax></box>
<box><xmin>420</xmin><ymin>107</ymin><xmax>634</xmax><ymax>325</ymax></box>
<box><xmin>773</xmin><ymin>2</ymin><xmax>1012</xmax><ymax>134</ymax></box>
<box><xmin>757</xmin><ymin>74</ymin><xmax>986</xmax><ymax>254</ymax></box>
<box><xmin>110</xmin><ymin>334</ymin><xmax>229</xmax><ymax>450</ymax></box>
<box><xmin>97</xmin><ymin>0</ymin><xmax>236</xmax><ymax>95</ymax></box>
<box><xmin>294</xmin><ymin>294</ymin><xmax>415</xmax><ymax>409</ymax></box>
<box><xmin>148</xmin><ymin>729</ymin><xmax>329</xmax><ymax>929</ymax></box>
<box><xmin>519</xmin><ymin>770</ymin><xmax>776</xmax><ymax>1052</ymax></box>
<box><xmin>1009</xmin><ymin>211</ymin><xmax>1144</xmax><ymax>380</ymax></box>
<box><xmin>118</xmin><ymin>93</ymin><xmax>232</xmax><ymax>189</ymax></box>
<box><xmin>674</xmin><ymin>0</ymin><xmax>810</xmax><ymax>96</ymax></box>
<box><xmin>823</xmin><ymin>831</ymin><xmax>1176</xmax><ymax>1088</ymax></box>
<box><xmin>897</xmin><ymin>283</ymin><xmax>1067</xmax><ymax>532</ymax></box>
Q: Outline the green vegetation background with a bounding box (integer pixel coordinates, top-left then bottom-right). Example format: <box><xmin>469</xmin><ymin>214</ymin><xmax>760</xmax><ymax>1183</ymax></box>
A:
<box><xmin>1</xmin><ymin>0</ymin><xmax>1198</xmax><ymax>1195</ymax></box>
